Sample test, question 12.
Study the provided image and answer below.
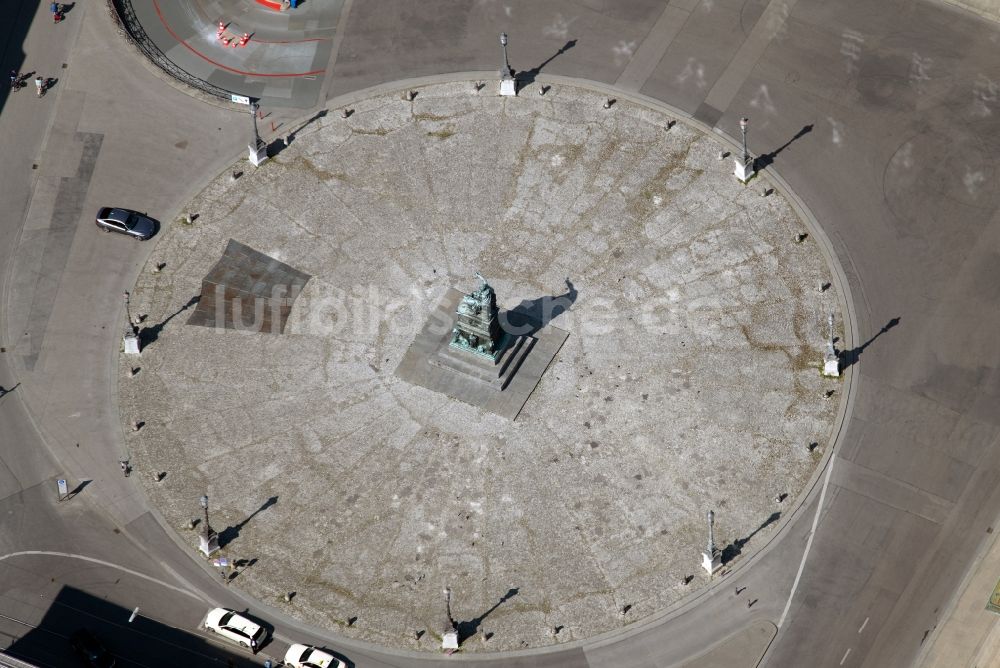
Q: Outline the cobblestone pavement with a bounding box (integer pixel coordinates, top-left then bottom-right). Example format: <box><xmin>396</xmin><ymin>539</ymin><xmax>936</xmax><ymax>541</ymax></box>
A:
<box><xmin>120</xmin><ymin>81</ymin><xmax>840</xmax><ymax>652</ymax></box>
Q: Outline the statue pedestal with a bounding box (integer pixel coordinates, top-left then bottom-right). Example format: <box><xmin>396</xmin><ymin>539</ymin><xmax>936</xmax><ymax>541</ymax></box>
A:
<box><xmin>702</xmin><ymin>549</ymin><xmax>721</xmax><ymax>575</ymax></box>
<box><xmin>395</xmin><ymin>289</ymin><xmax>568</xmax><ymax>420</ymax></box>
<box><xmin>499</xmin><ymin>78</ymin><xmax>517</xmax><ymax>97</ymax></box>
<box><xmin>123</xmin><ymin>333</ymin><xmax>141</xmax><ymax>355</ymax></box>
<box><xmin>442</xmin><ymin>630</ymin><xmax>459</xmax><ymax>653</ymax></box>
<box><xmin>734</xmin><ymin>157</ymin><xmax>755</xmax><ymax>183</ymax></box>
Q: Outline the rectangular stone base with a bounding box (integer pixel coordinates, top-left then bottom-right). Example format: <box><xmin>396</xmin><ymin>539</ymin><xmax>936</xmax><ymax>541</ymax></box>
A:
<box><xmin>500</xmin><ymin>78</ymin><xmax>517</xmax><ymax>96</ymax></box>
<box><xmin>702</xmin><ymin>549</ymin><xmax>721</xmax><ymax>575</ymax></box>
<box><xmin>734</xmin><ymin>157</ymin><xmax>755</xmax><ymax>182</ymax></box>
<box><xmin>394</xmin><ymin>289</ymin><xmax>568</xmax><ymax>420</ymax></box>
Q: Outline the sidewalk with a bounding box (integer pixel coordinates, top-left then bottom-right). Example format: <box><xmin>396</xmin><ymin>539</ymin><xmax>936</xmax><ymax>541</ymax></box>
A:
<box><xmin>918</xmin><ymin>524</ymin><xmax>1000</xmax><ymax>667</ymax></box>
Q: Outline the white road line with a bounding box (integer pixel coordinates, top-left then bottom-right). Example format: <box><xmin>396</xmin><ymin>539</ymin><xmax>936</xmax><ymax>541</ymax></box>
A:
<box><xmin>777</xmin><ymin>456</ymin><xmax>837</xmax><ymax>628</ymax></box>
<box><xmin>0</xmin><ymin>551</ymin><xmax>202</xmax><ymax>600</ymax></box>
<box><xmin>840</xmin><ymin>647</ymin><xmax>852</xmax><ymax>665</ymax></box>
<box><xmin>858</xmin><ymin>616</ymin><xmax>869</xmax><ymax>633</ymax></box>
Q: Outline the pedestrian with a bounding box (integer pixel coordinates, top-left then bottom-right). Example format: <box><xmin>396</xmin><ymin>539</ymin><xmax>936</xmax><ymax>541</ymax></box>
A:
<box><xmin>9</xmin><ymin>70</ymin><xmax>17</xmax><ymax>89</ymax></box>
<box><xmin>120</xmin><ymin>459</ymin><xmax>130</xmax><ymax>477</ymax></box>
<box><xmin>250</xmin><ymin>637</ymin><xmax>258</xmax><ymax>654</ymax></box>
<box><xmin>35</xmin><ymin>76</ymin><xmax>44</xmax><ymax>97</ymax></box>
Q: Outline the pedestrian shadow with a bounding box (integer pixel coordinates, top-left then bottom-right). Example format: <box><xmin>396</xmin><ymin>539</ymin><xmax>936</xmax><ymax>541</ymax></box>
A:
<box><xmin>140</xmin><ymin>295</ymin><xmax>199</xmax><ymax>347</ymax></box>
<box><xmin>755</xmin><ymin>123</ymin><xmax>813</xmax><ymax>170</ymax></box>
<box><xmin>0</xmin><ymin>382</ymin><xmax>21</xmax><ymax>399</ymax></box>
<box><xmin>841</xmin><ymin>316</ymin><xmax>900</xmax><ymax>369</ymax></box>
<box><xmin>455</xmin><ymin>587</ymin><xmax>518</xmax><ymax>643</ymax></box>
<box><xmin>500</xmin><ymin>278</ymin><xmax>577</xmax><ymax>336</ymax></box>
<box><xmin>516</xmin><ymin>39</ymin><xmax>576</xmax><ymax>86</ymax></box>
<box><xmin>59</xmin><ymin>2</ymin><xmax>76</xmax><ymax>15</ymax></box>
<box><xmin>721</xmin><ymin>511</ymin><xmax>781</xmax><ymax>565</ymax></box>
<box><xmin>219</xmin><ymin>496</ymin><xmax>278</xmax><ymax>548</ymax></box>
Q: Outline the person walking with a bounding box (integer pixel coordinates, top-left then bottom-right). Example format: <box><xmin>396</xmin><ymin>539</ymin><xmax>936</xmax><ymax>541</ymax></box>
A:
<box><xmin>9</xmin><ymin>70</ymin><xmax>18</xmax><ymax>89</ymax></box>
<box><xmin>120</xmin><ymin>459</ymin><xmax>130</xmax><ymax>477</ymax></box>
<box><xmin>35</xmin><ymin>76</ymin><xmax>44</xmax><ymax>97</ymax></box>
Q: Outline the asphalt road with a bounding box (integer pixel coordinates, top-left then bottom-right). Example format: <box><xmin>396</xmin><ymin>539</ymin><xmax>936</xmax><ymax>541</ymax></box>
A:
<box><xmin>1</xmin><ymin>0</ymin><xmax>1000</xmax><ymax>667</ymax></box>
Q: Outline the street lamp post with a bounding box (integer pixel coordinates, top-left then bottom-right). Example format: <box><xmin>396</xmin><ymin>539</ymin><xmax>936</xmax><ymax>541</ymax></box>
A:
<box><xmin>734</xmin><ymin>116</ymin><xmax>755</xmax><ymax>182</ymax></box>
<box><xmin>248</xmin><ymin>101</ymin><xmax>268</xmax><ymax>167</ymax></box>
<box><xmin>701</xmin><ymin>509</ymin><xmax>721</xmax><ymax>575</ymax></box>
<box><xmin>122</xmin><ymin>291</ymin><xmax>141</xmax><ymax>355</ymax></box>
<box><xmin>199</xmin><ymin>494</ymin><xmax>220</xmax><ymax>557</ymax></box>
<box><xmin>499</xmin><ymin>33</ymin><xmax>516</xmax><ymax>97</ymax></box>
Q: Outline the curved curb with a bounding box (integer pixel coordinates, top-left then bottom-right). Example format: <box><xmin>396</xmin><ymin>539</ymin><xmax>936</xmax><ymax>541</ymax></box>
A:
<box><xmin>123</xmin><ymin>73</ymin><xmax>860</xmax><ymax>663</ymax></box>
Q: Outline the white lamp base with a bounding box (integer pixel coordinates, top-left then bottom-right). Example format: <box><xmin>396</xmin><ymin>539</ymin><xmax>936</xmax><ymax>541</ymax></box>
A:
<box><xmin>702</xmin><ymin>549</ymin><xmax>721</xmax><ymax>575</ymax></box>
<box><xmin>734</xmin><ymin>157</ymin><xmax>755</xmax><ymax>183</ymax></box>
<box><xmin>499</xmin><ymin>78</ymin><xmax>517</xmax><ymax>97</ymax></box>
<box><xmin>123</xmin><ymin>334</ymin><xmax>141</xmax><ymax>355</ymax></box>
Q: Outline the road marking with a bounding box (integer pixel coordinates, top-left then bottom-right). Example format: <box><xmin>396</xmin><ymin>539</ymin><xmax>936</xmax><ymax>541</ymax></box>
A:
<box><xmin>0</xmin><ymin>551</ymin><xmax>202</xmax><ymax>600</ymax></box>
<box><xmin>858</xmin><ymin>616</ymin><xmax>869</xmax><ymax>633</ymax></box>
<box><xmin>840</xmin><ymin>647</ymin><xmax>851</xmax><ymax>665</ymax></box>
<box><xmin>777</xmin><ymin>454</ymin><xmax>837</xmax><ymax>628</ymax></box>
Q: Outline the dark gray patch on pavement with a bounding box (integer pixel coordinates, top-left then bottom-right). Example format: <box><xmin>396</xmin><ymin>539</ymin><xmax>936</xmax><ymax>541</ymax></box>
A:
<box><xmin>21</xmin><ymin>132</ymin><xmax>103</xmax><ymax>370</ymax></box>
<box><xmin>187</xmin><ymin>239</ymin><xmax>311</xmax><ymax>334</ymax></box>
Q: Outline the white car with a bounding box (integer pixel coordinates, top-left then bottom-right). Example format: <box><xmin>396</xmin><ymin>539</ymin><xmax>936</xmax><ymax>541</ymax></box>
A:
<box><xmin>204</xmin><ymin>607</ymin><xmax>266</xmax><ymax>650</ymax></box>
<box><xmin>284</xmin><ymin>643</ymin><xmax>346</xmax><ymax>668</ymax></box>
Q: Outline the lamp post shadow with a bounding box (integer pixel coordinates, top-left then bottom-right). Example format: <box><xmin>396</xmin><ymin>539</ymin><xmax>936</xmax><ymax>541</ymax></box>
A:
<box><xmin>841</xmin><ymin>316</ymin><xmax>901</xmax><ymax>369</ymax></box>
<box><xmin>755</xmin><ymin>123</ymin><xmax>814</xmax><ymax>170</ymax></box>
<box><xmin>218</xmin><ymin>496</ymin><xmax>278</xmax><ymax>548</ymax></box>
<box><xmin>515</xmin><ymin>40</ymin><xmax>577</xmax><ymax>86</ymax></box>
<box><xmin>455</xmin><ymin>587</ymin><xmax>519</xmax><ymax>643</ymax></box>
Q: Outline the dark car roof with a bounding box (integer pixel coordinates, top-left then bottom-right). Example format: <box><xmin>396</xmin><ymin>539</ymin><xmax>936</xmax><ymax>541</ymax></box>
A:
<box><xmin>105</xmin><ymin>208</ymin><xmax>131</xmax><ymax>224</ymax></box>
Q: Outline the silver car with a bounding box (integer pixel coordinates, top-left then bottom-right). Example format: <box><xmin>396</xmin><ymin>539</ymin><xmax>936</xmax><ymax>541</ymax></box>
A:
<box><xmin>95</xmin><ymin>207</ymin><xmax>155</xmax><ymax>240</ymax></box>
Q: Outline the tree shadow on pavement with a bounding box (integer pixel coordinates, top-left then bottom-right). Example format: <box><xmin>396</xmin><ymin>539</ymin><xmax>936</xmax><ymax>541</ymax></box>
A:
<box><xmin>516</xmin><ymin>39</ymin><xmax>576</xmax><ymax>86</ymax></box>
<box><xmin>140</xmin><ymin>295</ymin><xmax>199</xmax><ymax>347</ymax></box>
<box><xmin>721</xmin><ymin>511</ymin><xmax>781</xmax><ymax>565</ymax></box>
<box><xmin>841</xmin><ymin>316</ymin><xmax>900</xmax><ymax>369</ymax></box>
<box><xmin>219</xmin><ymin>496</ymin><xmax>278</xmax><ymax>548</ymax></box>
<box><xmin>755</xmin><ymin>123</ymin><xmax>813</xmax><ymax>170</ymax></box>
<box><xmin>456</xmin><ymin>587</ymin><xmax>519</xmax><ymax>643</ymax></box>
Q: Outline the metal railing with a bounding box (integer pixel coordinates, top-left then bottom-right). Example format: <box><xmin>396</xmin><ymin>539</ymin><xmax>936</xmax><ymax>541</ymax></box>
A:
<box><xmin>106</xmin><ymin>0</ymin><xmax>234</xmax><ymax>101</ymax></box>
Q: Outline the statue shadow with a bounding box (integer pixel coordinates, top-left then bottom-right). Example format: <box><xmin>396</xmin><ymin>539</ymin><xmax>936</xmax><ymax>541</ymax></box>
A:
<box><xmin>218</xmin><ymin>496</ymin><xmax>278</xmax><ymax>548</ymax></box>
<box><xmin>721</xmin><ymin>511</ymin><xmax>781</xmax><ymax>565</ymax></box>
<box><xmin>500</xmin><ymin>278</ymin><xmax>577</xmax><ymax>337</ymax></box>
<box><xmin>841</xmin><ymin>317</ymin><xmax>900</xmax><ymax>369</ymax></box>
<box><xmin>455</xmin><ymin>587</ymin><xmax>519</xmax><ymax>643</ymax></box>
<box><xmin>140</xmin><ymin>295</ymin><xmax>200</xmax><ymax>347</ymax></box>
<box><xmin>516</xmin><ymin>40</ymin><xmax>576</xmax><ymax>86</ymax></box>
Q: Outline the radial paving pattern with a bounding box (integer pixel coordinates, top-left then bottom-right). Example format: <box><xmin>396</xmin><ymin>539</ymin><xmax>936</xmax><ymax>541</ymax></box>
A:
<box><xmin>120</xmin><ymin>82</ymin><xmax>842</xmax><ymax>651</ymax></box>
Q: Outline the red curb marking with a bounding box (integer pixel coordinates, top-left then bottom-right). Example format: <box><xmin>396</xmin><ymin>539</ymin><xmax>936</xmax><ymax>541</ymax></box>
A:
<box><xmin>152</xmin><ymin>0</ymin><xmax>325</xmax><ymax>78</ymax></box>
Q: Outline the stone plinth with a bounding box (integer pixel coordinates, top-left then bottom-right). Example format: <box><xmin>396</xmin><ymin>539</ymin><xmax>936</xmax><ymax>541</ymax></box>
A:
<box><xmin>395</xmin><ymin>288</ymin><xmax>567</xmax><ymax>420</ymax></box>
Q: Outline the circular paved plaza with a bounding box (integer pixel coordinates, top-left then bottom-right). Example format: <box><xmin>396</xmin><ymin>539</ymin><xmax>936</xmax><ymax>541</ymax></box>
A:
<box><xmin>120</xmin><ymin>81</ymin><xmax>841</xmax><ymax>652</ymax></box>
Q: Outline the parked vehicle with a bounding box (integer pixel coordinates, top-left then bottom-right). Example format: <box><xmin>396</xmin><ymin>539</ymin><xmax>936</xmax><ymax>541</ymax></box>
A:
<box><xmin>204</xmin><ymin>607</ymin><xmax>266</xmax><ymax>650</ymax></box>
<box><xmin>284</xmin><ymin>643</ymin><xmax>346</xmax><ymax>668</ymax></box>
<box><xmin>95</xmin><ymin>207</ymin><xmax>156</xmax><ymax>240</ymax></box>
